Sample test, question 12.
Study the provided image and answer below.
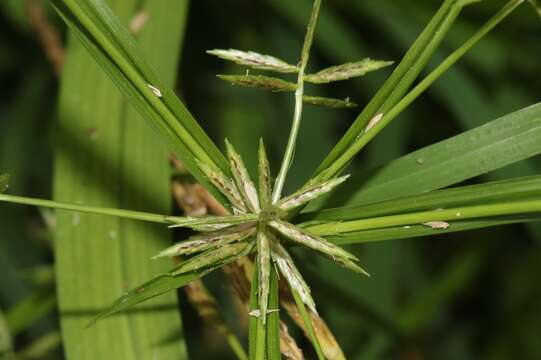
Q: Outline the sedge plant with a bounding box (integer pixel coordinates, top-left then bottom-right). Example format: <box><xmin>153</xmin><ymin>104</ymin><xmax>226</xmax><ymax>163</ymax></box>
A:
<box><xmin>1</xmin><ymin>0</ymin><xmax>541</xmax><ymax>358</ymax></box>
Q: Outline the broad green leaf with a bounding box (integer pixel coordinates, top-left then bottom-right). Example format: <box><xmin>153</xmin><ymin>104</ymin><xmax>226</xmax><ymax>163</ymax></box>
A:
<box><xmin>50</xmin><ymin>0</ymin><xmax>229</xmax><ymax>205</ymax></box>
<box><xmin>0</xmin><ymin>174</ymin><xmax>8</xmax><ymax>193</ymax></box>
<box><xmin>304</xmin><ymin>59</ymin><xmax>393</xmax><ymax>84</ymax></box>
<box><xmin>53</xmin><ymin>0</ymin><xmax>188</xmax><ymax>358</ymax></box>
<box><xmin>345</xmin><ymin>102</ymin><xmax>541</xmax><ymax>206</ymax></box>
<box><xmin>208</xmin><ymin>49</ymin><xmax>299</xmax><ymax>73</ymax></box>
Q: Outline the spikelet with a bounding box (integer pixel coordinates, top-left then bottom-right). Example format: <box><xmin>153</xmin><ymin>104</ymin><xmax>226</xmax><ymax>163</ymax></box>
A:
<box><xmin>304</xmin><ymin>58</ymin><xmax>393</xmax><ymax>84</ymax></box>
<box><xmin>269</xmin><ymin>220</ymin><xmax>369</xmax><ymax>276</ymax></box>
<box><xmin>258</xmin><ymin>139</ymin><xmax>272</xmax><ymax>208</ymax></box>
<box><xmin>271</xmin><ymin>242</ymin><xmax>317</xmax><ymax>314</ymax></box>
<box><xmin>173</xmin><ymin>241</ymin><xmax>255</xmax><ymax>275</ymax></box>
<box><xmin>277</xmin><ymin>175</ymin><xmax>349</xmax><ymax>211</ymax></box>
<box><xmin>196</xmin><ymin>160</ymin><xmax>247</xmax><ymax>214</ymax></box>
<box><xmin>207</xmin><ymin>49</ymin><xmax>299</xmax><ymax>73</ymax></box>
<box><xmin>217</xmin><ymin>75</ymin><xmax>297</xmax><ymax>92</ymax></box>
<box><xmin>257</xmin><ymin>231</ymin><xmax>271</xmax><ymax>323</ymax></box>
<box><xmin>303</xmin><ymin>95</ymin><xmax>357</xmax><ymax>108</ymax></box>
<box><xmin>153</xmin><ymin>223</ymin><xmax>256</xmax><ymax>259</ymax></box>
<box><xmin>225</xmin><ymin>140</ymin><xmax>260</xmax><ymax>212</ymax></box>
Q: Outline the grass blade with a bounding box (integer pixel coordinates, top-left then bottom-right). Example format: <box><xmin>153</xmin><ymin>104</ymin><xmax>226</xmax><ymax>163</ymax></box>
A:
<box><xmin>50</xmin><ymin>0</ymin><xmax>230</xmax><ymax>204</ymax></box>
<box><xmin>301</xmin><ymin>175</ymin><xmax>541</xmax><ymax>222</ymax></box>
<box><xmin>53</xmin><ymin>0</ymin><xmax>188</xmax><ymax>358</ymax></box>
<box><xmin>345</xmin><ymin>102</ymin><xmax>541</xmax><ymax>206</ymax></box>
<box><xmin>316</xmin><ymin>0</ymin><xmax>462</xmax><ymax>172</ymax></box>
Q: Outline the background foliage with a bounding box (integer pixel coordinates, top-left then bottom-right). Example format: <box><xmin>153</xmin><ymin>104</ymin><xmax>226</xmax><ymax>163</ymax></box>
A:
<box><xmin>0</xmin><ymin>0</ymin><xmax>540</xmax><ymax>358</ymax></box>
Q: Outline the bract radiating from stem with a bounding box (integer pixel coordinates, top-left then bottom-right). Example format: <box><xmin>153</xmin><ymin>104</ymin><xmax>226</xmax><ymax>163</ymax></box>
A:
<box><xmin>277</xmin><ymin>175</ymin><xmax>350</xmax><ymax>211</ymax></box>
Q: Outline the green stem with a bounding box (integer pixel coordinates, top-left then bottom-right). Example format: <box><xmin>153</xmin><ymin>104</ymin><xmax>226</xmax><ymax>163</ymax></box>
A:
<box><xmin>254</xmin><ymin>319</ymin><xmax>266</xmax><ymax>360</ymax></box>
<box><xmin>317</xmin><ymin>0</ymin><xmax>525</xmax><ymax>181</ymax></box>
<box><xmin>306</xmin><ymin>199</ymin><xmax>541</xmax><ymax>235</ymax></box>
<box><xmin>272</xmin><ymin>0</ymin><xmax>322</xmax><ymax>203</ymax></box>
<box><xmin>0</xmin><ymin>194</ymin><xmax>257</xmax><ymax>226</ymax></box>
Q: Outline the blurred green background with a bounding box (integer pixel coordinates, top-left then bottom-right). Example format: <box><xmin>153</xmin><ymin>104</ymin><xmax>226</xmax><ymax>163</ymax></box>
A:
<box><xmin>0</xmin><ymin>0</ymin><xmax>540</xmax><ymax>358</ymax></box>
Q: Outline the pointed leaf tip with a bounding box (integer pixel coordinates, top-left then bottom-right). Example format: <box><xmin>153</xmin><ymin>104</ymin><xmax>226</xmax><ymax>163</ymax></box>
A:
<box><xmin>207</xmin><ymin>48</ymin><xmax>299</xmax><ymax>73</ymax></box>
<box><xmin>0</xmin><ymin>174</ymin><xmax>9</xmax><ymax>193</ymax></box>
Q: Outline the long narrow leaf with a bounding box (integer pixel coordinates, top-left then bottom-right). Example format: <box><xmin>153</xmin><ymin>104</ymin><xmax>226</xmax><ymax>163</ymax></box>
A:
<box><xmin>344</xmin><ymin>102</ymin><xmax>541</xmax><ymax>206</ymax></box>
<box><xmin>53</xmin><ymin>1</ymin><xmax>188</xmax><ymax>358</ymax></box>
<box><xmin>50</xmin><ymin>0</ymin><xmax>230</xmax><ymax>205</ymax></box>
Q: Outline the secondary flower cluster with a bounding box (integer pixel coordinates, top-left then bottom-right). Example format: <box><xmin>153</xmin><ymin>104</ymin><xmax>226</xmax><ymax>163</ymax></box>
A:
<box><xmin>154</xmin><ymin>140</ymin><xmax>368</xmax><ymax>323</ymax></box>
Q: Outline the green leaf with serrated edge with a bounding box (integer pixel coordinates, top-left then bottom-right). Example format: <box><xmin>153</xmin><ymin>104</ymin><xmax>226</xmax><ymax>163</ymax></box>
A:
<box><xmin>271</xmin><ymin>241</ymin><xmax>317</xmax><ymax>314</ymax></box>
<box><xmin>257</xmin><ymin>231</ymin><xmax>271</xmax><ymax>323</ymax></box>
<box><xmin>50</xmin><ymin>0</ymin><xmax>230</xmax><ymax>207</ymax></box>
<box><xmin>207</xmin><ymin>49</ymin><xmax>299</xmax><ymax>73</ymax></box>
<box><xmin>217</xmin><ymin>74</ymin><xmax>297</xmax><ymax>92</ymax></box>
<box><xmin>225</xmin><ymin>139</ymin><xmax>260</xmax><ymax>212</ymax></box>
<box><xmin>300</xmin><ymin>175</ymin><xmax>541</xmax><ymax>222</ymax></box>
<box><xmin>304</xmin><ymin>58</ymin><xmax>393</xmax><ymax>84</ymax></box>
<box><xmin>277</xmin><ymin>175</ymin><xmax>349</xmax><ymax>212</ymax></box>
<box><xmin>153</xmin><ymin>223</ymin><xmax>256</xmax><ymax>259</ymax></box>
<box><xmin>0</xmin><ymin>174</ymin><xmax>9</xmax><ymax>193</ymax></box>
<box><xmin>258</xmin><ymin>139</ymin><xmax>272</xmax><ymax>208</ymax></box>
<box><xmin>302</xmin><ymin>95</ymin><xmax>358</xmax><ymax>108</ymax></box>
<box><xmin>196</xmin><ymin>160</ymin><xmax>247</xmax><ymax>213</ymax></box>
